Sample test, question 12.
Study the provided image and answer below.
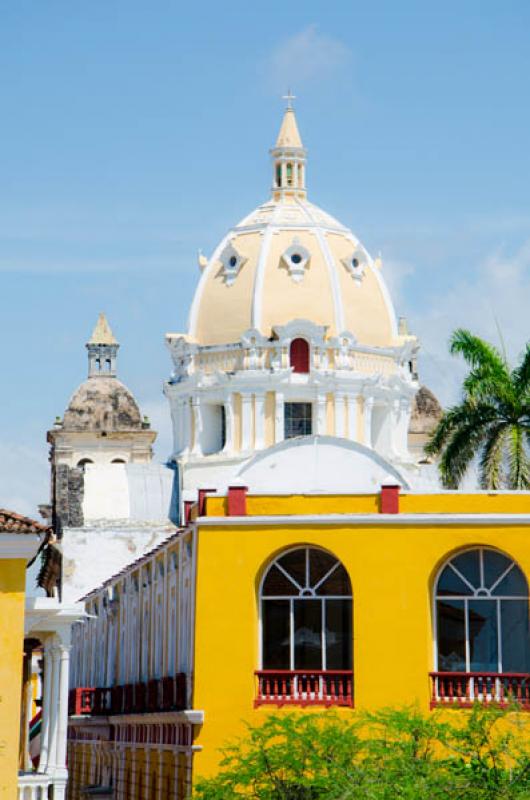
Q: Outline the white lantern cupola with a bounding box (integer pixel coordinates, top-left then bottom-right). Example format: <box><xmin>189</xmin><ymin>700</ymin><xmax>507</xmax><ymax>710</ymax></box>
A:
<box><xmin>270</xmin><ymin>92</ymin><xmax>307</xmax><ymax>201</ymax></box>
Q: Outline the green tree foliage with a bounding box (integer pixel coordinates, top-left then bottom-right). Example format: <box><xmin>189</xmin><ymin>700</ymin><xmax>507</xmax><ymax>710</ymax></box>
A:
<box><xmin>193</xmin><ymin>705</ymin><xmax>530</xmax><ymax>799</ymax></box>
<box><xmin>425</xmin><ymin>329</ymin><xmax>530</xmax><ymax>489</ymax></box>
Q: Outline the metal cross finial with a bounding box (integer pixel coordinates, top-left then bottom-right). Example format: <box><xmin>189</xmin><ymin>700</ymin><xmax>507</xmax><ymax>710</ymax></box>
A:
<box><xmin>283</xmin><ymin>89</ymin><xmax>296</xmax><ymax>109</ymax></box>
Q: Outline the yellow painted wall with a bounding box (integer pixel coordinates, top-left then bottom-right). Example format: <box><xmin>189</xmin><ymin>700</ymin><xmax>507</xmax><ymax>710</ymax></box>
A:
<box><xmin>204</xmin><ymin>491</ymin><xmax>530</xmax><ymax>518</ymax></box>
<box><xmin>0</xmin><ymin>559</ymin><xmax>28</xmax><ymax>799</ymax></box>
<box><xmin>192</xmin><ymin>513</ymin><xmax>530</xmax><ymax>780</ymax></box>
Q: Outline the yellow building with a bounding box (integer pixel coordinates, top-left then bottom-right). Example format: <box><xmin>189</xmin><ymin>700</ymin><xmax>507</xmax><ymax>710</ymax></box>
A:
<box><xmin>0</xmin><ymin>509</ymin><xmax>42</xmax><ymax>800</ymax></box>
<box><xmin>0</xmin><ymin>509</ymin><xmax>84</xmax><ymax>800</ymax></box>
<box><xmin>67</xmin><ymin>487</ymin><xmax>530</xmax><ymax>796</ymax></box>
<box><xmin>64</xmin><ymin>101</ymin><xmax>529</xmax><ymax>798</ymax></box>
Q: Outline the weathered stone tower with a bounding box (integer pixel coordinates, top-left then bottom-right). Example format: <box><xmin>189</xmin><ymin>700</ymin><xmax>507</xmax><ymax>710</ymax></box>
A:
<box><xmin>47</xmin><ymin>315</ymin><xmax>174</xmax><ymax>602</ymax></box>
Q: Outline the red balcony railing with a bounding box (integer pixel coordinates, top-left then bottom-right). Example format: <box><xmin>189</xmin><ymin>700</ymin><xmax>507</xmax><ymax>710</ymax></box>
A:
<box><xmin>430</xmin><ymin>672</ymin><xmax>530</xmax><ymax>709</ymax></box>
<box><xmin>69</xmin><ymin>674</ymin><xmax>187</xmax><ymax>716</ymax></box>
<box><xmin>255</xmin><ymin>670</ymin><xmax>353</xmax><ymax>707</ymax></box>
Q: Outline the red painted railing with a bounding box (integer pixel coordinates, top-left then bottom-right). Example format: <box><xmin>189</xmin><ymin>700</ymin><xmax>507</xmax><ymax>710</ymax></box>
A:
<box><xmin>69</xmin><ymin>686</ymin><xmax>96</xmax><ymax>715</ymax></box>
<box><xmin>255</xmin><ymin>670</ymin><xmax>353</xmax><ymax>707</ymax></box>
<box><xmin>430</xmin><ymin>672</ymin><xmax>530</xmax><ymax>709</ymax></box>
<box><xmin>69</xmin><ymin>674</ymin><xmax>187</xmax><ymax>716</ymax></box>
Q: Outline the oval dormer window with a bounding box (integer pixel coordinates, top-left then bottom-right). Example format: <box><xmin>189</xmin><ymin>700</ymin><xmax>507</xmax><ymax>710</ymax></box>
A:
<box><xmin>291</xmin><ymin>253</ymin><xmax>302</xmax><ymax>265</ymax></box>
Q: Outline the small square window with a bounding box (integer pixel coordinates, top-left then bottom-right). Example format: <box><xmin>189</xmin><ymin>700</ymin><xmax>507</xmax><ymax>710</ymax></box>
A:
<box><xmin>284</xmin><ymin>402</ymin><xmax>312</xmax><ymax>439</ymax></box>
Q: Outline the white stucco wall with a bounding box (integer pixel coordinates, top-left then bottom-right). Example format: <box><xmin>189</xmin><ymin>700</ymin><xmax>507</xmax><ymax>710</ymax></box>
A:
<box><xmin>82</xmin><ymin>463</ymin><xmax>174</xmax><ymax>523</ymax></box>
<box><xmin>61</xmin><ymin>521</ymin><xmax>175</xmax><ymax>603</ymax></box>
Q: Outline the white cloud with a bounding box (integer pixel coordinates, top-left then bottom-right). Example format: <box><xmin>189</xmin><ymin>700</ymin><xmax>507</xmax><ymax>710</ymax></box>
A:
<box><xmin>265</xmin><ymin>25</ymin><xmax>351</xmax><ymax>89</ymax></box>
<box><xmin>410</xmin><ymin>241</ymin><xmax>530</xmax><ymax>406</ymax></box>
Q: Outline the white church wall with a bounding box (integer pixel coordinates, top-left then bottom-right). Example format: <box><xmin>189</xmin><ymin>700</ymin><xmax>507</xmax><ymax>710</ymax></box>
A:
<box><xmin>82</xmin><ymin>464</ymin><xmax>130</xmax><ymax>521</ymax></box>
<box><xmin>125</xmin><ymin>463</ymin><xmax>174</xmax><ymax>521</ymax></box>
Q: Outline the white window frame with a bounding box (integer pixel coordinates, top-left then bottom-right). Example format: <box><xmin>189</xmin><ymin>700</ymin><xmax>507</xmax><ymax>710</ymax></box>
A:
<box><xmin>433</xmin><ymin>547</ymin><xmax>529</xmax><ymax>674</ymax></box>
<box><xmin>259</xmin><ymin>546</ymin><xmax>352</xmax><ymax>671</ymax></box>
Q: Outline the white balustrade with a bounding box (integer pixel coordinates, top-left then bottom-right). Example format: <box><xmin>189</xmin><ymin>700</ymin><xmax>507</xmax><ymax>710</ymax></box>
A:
<box><xmin>17</xmin><ymin>773</ymin><xmax>54</xmax><ymax>800</ymax></box>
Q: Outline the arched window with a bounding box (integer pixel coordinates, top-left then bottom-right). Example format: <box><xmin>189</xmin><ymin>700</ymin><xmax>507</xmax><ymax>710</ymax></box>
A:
<box><xmin>77</xmin><ymin>458</ymin><xmax>94</xmax><ymax>470</ymax></box>
<box><xmin>289</xmin><ymin>337</ymin><xmax>309</xmax><ymax>373</ymax></box>
<box><xmin>258</xmin><ymin>547</ymin><xmax>353</xmax><ymax>706</ymax></box>
<box><xmin>286</xmin><ymin>162</ymin><xmax>293</xmax><ymax>186</ymax></box>
<box><xmin>111</xmin><ymin>458</ymin><xmax>126</xmax><ymax>464</ymax></box>
<box><xmin>276</xmin><ymin>163</ymin><xmax>282</xmax><ymax>187</ymax></box>
<box><xmin>434</xmin><ymin>548</ymin><xmax>530</xmax><ymax>705</ymax></box>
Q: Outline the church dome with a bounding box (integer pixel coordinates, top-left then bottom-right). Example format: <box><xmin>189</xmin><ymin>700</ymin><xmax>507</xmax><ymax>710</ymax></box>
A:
<box><xmin>409</xmin><ymin>385</ymin><xmax>442</xmax><ymax>435</ymax></box>
<box><xmin>63</xmin><ymin>377</ymin><xmax>143</xmax><ymax>432</ymax></box>
<box><xmin>188</xmin><ymin>105</ymin><xmax>399</xmax><ymax>348</ymax></box>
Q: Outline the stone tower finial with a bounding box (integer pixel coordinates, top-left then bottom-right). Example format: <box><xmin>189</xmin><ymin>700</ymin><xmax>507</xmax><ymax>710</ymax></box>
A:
<box><xmin>86</xmin><ymin>313</ymin><xmax>119</xmax><ymax>377</ymax></box>
<box><xmin>271</xmin><ymin>94</ymin><xmax>307</xmax><ymax>201</ymax></box>
<box><xmin>89</xmin><ymin>312</ymin><xmax>117</xmax><ymax>345</ymax></box>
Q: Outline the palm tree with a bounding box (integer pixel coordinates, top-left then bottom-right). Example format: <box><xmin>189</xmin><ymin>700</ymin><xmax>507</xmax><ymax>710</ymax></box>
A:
<box><xmin>425</xmin><ymin>329</ymin><xmax>530</xmax><ymax>489</ymax></box>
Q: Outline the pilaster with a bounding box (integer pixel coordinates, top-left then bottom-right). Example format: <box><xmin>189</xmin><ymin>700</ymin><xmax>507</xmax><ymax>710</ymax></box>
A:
<box><xmin>363</xmin><ymin>396</ymin><xmax>374</xmax><ymax>448</ymax></box>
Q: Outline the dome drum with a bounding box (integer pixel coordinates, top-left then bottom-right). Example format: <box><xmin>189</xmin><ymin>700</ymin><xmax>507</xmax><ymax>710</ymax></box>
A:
<box><xmin>164</xmin><ymin>319</ymin><xmax>418</xmax><ymax>472</ymax></box>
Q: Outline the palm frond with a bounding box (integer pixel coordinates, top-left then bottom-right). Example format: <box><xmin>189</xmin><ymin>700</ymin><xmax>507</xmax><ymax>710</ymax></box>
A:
<box><xmin>461</xmin><ymin>367</ymin><xmax>514</xmax><ymax>404</ymax></box>
<box><xmin>426</xmin><ymin>401</ymin><xmax>497</xmax><ymax>457</ymax></box>
<box><xmin>438</xmin><ymin>417</ymin><xmax>494</xmax><ymax>489</ymax></box>
<box><xmin>512</xmin><ymin>343</ymin><xmax>530</xmax><ymax>395</ymax></box>
<box><xmin>478</xmin><ymin>423</ymin><xmax>507</xmax><ymax>490</ymax></box>
<box><xmin>450</xmin><ymin>329</ymin><xmax>507</xmax><ymax>371</ymax></box>
<box><xmin>507</xmin><ymin>425</ymin><xmax>530</xmax><ymax>490</ymax></box>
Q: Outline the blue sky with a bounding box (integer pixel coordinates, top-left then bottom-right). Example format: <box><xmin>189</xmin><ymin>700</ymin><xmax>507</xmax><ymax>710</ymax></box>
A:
<box><xmin>2</xmin><ymin>1</ymin><xmax>530</xmax><ymax>514</ymax></box>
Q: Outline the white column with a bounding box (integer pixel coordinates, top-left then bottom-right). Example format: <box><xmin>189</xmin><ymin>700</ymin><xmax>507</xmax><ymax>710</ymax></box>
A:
<box><xmin>181</xmin><ymin>398</ymin><xmax>192</xmax><ymax>455</ymax></box>
<box><xmin>363</xmin><ymin>396</ymin><xmax>374</xmax><ymax>448</ymax></box>
<box><xmin>190</xmin><ymin>399</ymin><xmax>202</xmax><ymax>455</ymax></box>
<box><xmin>390</xmin><ymin>398</ymin><xmax>401</xmax><ymax>457</ymax></box>
<box><xmin>334</xmin><ymin>393</ymin><xmax>345</xmax><ymax>438</ymax></box>
<box><xmin>39</xmin><ymin>638</ymin><xmax>53</xmax><ymax>773</ymax></box>
<box><xmin>254</xmin><ymin>393</ymin><xmax>265</xmax><ymax>450</ymax></box>
<box><xmin>274</xmin><ymin>392</ymin><xmax>284</xmax><ymax>444</ymax></box>
<box><xmin>240</xmin><ymin>394</ymin><xmax>253</xmax><ymax>451</ymax></box>
<box><xmin>391</xmin><ymin>397</ymin><xmax>410</xmax><ymax>458</ymax></box>
<box><xmin>22</xmin><ymin>652</ymin><xmax>34</xmax><ymax>771</ymax></box>
<box><xmin>222</xmin><ymin>395</ymin><xmax>234</xmax><ymax>453</ymax></box>
<box><xmin>46</xmin><ymin>639</ymin><xmax>61</xmax><ymax>773</ymax></box>
<box><xmin>54</xmin><ymin>633</ymin><xmax>71</xmax><ymax>780</ymax></box>
<box><xmin>347</xmin><ymin>395</ymin><xmax>357</xmax><ymax>441</ymax></box>
<box><xmin>316</xmin><ymin>393</ymin><xmax>327</xmax><ymax>436</ymax></box>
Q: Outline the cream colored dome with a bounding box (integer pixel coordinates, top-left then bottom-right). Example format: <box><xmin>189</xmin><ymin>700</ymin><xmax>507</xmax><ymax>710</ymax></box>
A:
<box><xmin>188</xmin><ymin>107</ymin><xmax>399</xmax><ymax>348</ymax></box>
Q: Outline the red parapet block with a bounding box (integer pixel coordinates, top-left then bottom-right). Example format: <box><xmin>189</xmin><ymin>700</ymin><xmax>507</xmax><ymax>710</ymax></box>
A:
<box><xmin>228</xmin><ymin>485</ymin><xmax>248</xmax><ymax>516</ymax></box>
<box><xmin>380</xmin><ymin>483</ymin><xmax>400</xmax><ymax>514</ymax></box>
<box><xmin>198</xmin><ymin>488</ymin><xmax>216</xmax><ymax>516</ymax></box>
<box><xmin>183</xmin><ymin>500</ymin><xmax>194</xmax><ymax>526</ymax></box>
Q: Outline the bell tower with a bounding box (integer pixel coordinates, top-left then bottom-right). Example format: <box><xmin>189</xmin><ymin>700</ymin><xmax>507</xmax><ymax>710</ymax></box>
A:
<box><xmin>87</xmin><ymin>312</ymin><xmax>119</xmax><ymax>377</ymax></box>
